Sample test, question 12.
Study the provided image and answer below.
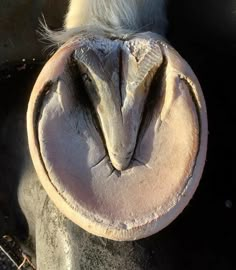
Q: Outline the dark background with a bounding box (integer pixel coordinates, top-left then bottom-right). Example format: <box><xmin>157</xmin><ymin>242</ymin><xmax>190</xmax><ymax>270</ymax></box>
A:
<box><xmin>166</xmin><ymin>1</ymin><xmax>234</xmax><ymax>269</ymax></box>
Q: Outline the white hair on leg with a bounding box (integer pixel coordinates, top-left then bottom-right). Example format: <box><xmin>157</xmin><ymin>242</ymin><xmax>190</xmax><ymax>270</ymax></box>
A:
<box><xmin>65</xmin><ymin>0</ymin><xmax>91</xmax><ymax>29</ymax></box>
<box><xmin>66</xmin><ymin>0</ymin><xmax>167</xmax><ymax>33</ymax></box>
<box><xmin>42</xmin><ymin>0</ymin><xmax>168</xmax><ymax>46</ymax></box>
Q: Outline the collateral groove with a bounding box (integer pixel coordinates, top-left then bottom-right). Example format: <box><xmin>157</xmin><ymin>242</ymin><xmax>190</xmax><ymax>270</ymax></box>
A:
<box><xmin>91</xmin><ymin>155</ymin><xmax>107</xmax><ymax>169</ymax></box>
<box><xmin>119</xmin><ymin>48</ymin><xmax>124</xmax><ymax>108</ymax></box>
<box><xmin>133</xmin><ymin>157</ymin><xmax>151</xmax><ymax>169</ymax></box>
<box><xmin>68</xmin><ymin>54</ymin><xmax>106</xmax><ymax>145</ymax></box>
<box><xmin>133</xmin><ymin>56</ymin><xmax>167</xmax><ymax>157</ymax></box>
